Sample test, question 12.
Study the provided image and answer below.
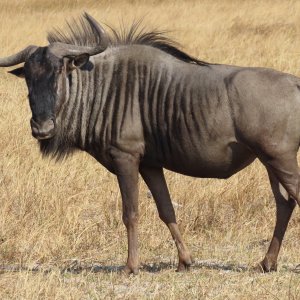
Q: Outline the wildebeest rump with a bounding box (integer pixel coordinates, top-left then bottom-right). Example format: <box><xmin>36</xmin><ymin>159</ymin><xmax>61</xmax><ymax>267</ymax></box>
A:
<box><xmin>1</xmin><ymin>13</ymin><xmax>300</xmax><ymax>274</ymax></box>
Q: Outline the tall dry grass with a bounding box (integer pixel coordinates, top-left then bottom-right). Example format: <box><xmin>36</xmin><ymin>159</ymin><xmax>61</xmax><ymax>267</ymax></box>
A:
<box><xmin>1</xmin><ymin>0</ymin><xmax>300</xmax><ymax>299</ymax></box>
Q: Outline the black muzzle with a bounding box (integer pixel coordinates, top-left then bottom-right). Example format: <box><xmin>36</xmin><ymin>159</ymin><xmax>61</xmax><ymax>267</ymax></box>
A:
<box><xmin>30</xmin><ymin>118</ymin><xmax>55</xmax><ymax>140</ymax></box>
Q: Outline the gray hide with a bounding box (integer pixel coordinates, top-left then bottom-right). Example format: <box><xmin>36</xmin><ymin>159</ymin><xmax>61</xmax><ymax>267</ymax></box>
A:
<box><xmin>1</xmin><ymin>14</ymin><xmax>300</xmax><ymax>274</ymax></box>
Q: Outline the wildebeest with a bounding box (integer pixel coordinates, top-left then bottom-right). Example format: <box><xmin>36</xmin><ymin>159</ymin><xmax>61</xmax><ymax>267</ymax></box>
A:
<box><xmin>0</xmin><ymin>13</ymin><xmax>300</xmax><ymax>274</ymax></box>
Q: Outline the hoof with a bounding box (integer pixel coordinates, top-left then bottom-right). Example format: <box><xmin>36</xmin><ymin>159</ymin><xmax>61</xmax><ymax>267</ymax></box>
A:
<box><xmin>176</xmin><ymin>255</ymin><xmax>193</xmax><ymax>272</ymax></box>
<box><xmin>123</xmin><ymin>265</ymin><xmax>139</xmax><ymax>275</ymax></box>
<box><xmin>251</xmin><ymin>260</ymin><xmax>277</xmax><ymax>273</ymax></box>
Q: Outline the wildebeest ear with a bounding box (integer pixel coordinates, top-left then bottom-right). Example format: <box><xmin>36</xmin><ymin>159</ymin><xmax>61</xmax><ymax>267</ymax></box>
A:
<box><xmin>66</xmin><ymin>53</ymin><xmax>90</xmax><ymax>72</ymax></box>
<box><xmin>8</xmin><ymin>67</ymin><xmax>25</xmax><ymax>78</ymax></box>
<box><xmin>73</xmin><ymin>53</ymin><xmax>90</xmax><ymax>68</ymax></box>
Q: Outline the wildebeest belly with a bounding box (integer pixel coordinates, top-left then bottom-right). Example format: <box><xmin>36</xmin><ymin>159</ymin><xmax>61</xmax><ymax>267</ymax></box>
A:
<box><xmin>144</xmin><ymin>141</ymin><xmax>256</xmax><ymax>179</ymax></box>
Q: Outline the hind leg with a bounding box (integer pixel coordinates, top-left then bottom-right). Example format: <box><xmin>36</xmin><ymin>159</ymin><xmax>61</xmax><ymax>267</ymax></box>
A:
<box><xmin>263</xmin><ymin>152</ymin><xmax>300</xmax><ymax>203</ymax></box>
<box><xmin>258</xmin><ymin>168</ymin><xmax>296</xmax><ymax>272</ymax></box>
<box><xmin>258</xmin><ymin>152</ymin><xmax>299</xmax><ymax>271</ymax></box>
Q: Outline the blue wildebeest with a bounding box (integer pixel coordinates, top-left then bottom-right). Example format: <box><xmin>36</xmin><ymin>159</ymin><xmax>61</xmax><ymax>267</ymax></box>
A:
<box><xmin>0</xmin><ymin>13</ymin><xmax>299</xmax><ymax>274</ymax></box>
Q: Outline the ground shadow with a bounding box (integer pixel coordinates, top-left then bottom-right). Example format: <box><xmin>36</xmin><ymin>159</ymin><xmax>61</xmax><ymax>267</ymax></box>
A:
<box><xmin>1</xmin><ymin>260</ymin><xmax>300</xmax><ymax>274</ymax></box>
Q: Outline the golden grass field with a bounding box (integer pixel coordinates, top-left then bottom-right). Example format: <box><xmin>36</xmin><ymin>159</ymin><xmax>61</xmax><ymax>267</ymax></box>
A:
<box><xmin>1</xmin><ymin>0</ymin><xmax>300</xmax><ymax>298</ymax></box>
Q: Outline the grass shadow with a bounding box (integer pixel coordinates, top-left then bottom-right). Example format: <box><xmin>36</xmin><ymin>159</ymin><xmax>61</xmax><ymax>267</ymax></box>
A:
<box><xmin>1</xmin><ymin>260</ymin><xmax>300</xmax><ymax>274</ymax></box>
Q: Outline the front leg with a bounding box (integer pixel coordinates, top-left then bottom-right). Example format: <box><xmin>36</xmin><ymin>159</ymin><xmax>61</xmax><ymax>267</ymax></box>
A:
<box><xmin>140</xmin><ymin>166</ymin><xmax>192</xmax><ymax>271</ymax></box>
<box><xmin>111</xmin><ymin>149</ymin><xmax>140</xmax><ymax>275</ymax></box>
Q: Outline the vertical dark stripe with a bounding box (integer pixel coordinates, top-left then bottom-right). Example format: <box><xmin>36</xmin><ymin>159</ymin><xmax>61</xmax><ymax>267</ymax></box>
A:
<box><xmin>80</xmin><ymin>69</ymin><xmax>88</xmax><ymax>147</ymax></box>
<box><xmin>149</xmin><ymin>64</ymin><xmax>162</xmax><ymax>155</ymax></box>
<box><xmin>95</xmin><ymin>57</ymin><xmax>115</xmax><ymax>146</ymax></box>
<box><xmin>100</xmin><ymin>60</ymin><xmax>119</xmax><ymax>146</ymax></box>
<box><xmin>87</xmin><ymin>57</ymin><xmax>99</xmax><ymax>145</ymax></box>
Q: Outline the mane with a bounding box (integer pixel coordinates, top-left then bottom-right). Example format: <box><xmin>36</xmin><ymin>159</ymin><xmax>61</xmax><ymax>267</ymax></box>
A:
<box><xmin>47</xmin><ymin>13</ymin><xmax>210</xmax><ymax>66</ymax></box>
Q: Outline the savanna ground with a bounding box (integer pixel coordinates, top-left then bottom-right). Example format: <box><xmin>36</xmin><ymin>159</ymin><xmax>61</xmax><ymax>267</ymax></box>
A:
<box><xmin>1</xmin><ymin>0</ymin><xmax>300</xmax><ymax>299</ymax></box>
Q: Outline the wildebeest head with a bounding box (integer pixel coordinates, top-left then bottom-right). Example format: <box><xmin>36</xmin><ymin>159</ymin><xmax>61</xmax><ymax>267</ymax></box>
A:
<box><xmin>0</xmin><ymin>41</ymin><xmax>107</xmax><ymax>140</ymax></box>
<box><xmin>0</xmin><ymin>13</ymin><xmax>109</xmax><ymax>140</ymax></box>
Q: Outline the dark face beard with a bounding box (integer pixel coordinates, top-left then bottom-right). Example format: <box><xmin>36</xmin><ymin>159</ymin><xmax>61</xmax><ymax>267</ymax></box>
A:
<box><xmin>39</xmin><ymin>134</ymin><xmax>59</xmax><ymax>157</ymax></box>
<box><xmin>38</xmin><ymin>125</ymin><xmax>74</xmax><ymax>161</ymax></box>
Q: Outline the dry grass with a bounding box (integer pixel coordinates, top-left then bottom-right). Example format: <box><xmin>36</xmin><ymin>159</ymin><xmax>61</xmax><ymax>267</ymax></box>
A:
<box><xmin>1</xmin><ymin>0</ymin><xmax>300</xmax><ymax>299</ymax></box>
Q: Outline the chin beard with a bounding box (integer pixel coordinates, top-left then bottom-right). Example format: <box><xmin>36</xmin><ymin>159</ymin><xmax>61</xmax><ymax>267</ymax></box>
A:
<box><xmin>38</xmin><ymin>133</ymin><xmax>75</xmax><ymax>161</ymax></box>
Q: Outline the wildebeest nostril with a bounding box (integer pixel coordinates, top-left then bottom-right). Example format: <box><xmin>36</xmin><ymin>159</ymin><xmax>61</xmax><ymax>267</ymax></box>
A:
<box><xmin>30</xmin><ymin>118</ymin><xmax>55</xmax><ymax>140</ymax></box>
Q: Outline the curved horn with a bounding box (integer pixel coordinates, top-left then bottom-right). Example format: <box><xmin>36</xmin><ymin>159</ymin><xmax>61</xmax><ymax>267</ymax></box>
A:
<box><xmin>83</xmin><ymin>12</ymin><xmax>109</xmax><ymax>49</ymax></box>
<box><xmin>0</xmin><ymin>45</ymin><xmax>38</xmax><ymax>67</ymax></box>
<box><xmin>48</xmin><ymin>42</ymin><xmax>106</xmax><ymax>58</ymax></box>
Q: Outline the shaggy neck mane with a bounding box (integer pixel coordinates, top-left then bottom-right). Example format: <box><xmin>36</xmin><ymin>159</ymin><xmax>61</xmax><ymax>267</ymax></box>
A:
<box><xmin>47</xmin><ymin>13</ymin><xmax>210</xmax><ymax>66</ymax></box>
<box><xmin>41</xmin><ymin>13</ymin><xmax>210</xmax><ymax>160</ymax></box>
